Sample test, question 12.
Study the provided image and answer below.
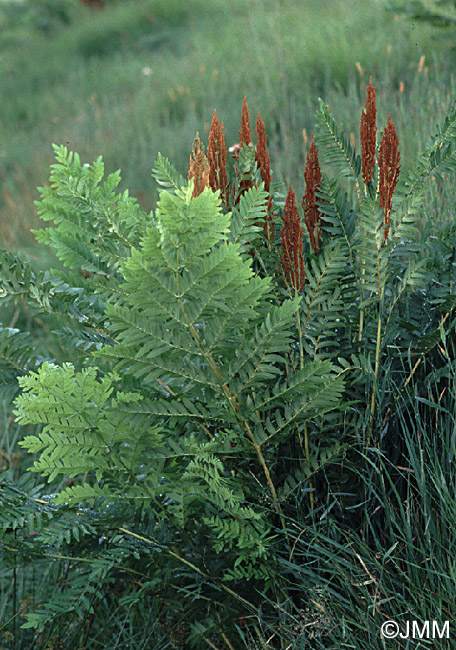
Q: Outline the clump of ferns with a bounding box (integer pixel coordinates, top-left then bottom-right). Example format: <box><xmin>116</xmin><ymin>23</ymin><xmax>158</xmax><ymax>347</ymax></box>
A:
<box><xmin>193</xmin><ymin>79</ymin><xmax>454</xmax><ymax>509</ymax></box>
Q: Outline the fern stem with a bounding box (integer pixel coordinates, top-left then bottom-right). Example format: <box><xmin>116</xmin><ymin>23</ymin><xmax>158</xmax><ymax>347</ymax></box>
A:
<box><xmin>303</xmin><ymin>422</ymin><xmax>315</xmax><ymax>512</ymax></box>
<box><xmin>255</xmin><ymin>247</ymin><xmax>282</xmax><ymax>306</ymax></box>
<box><xmin>179</xmin><ymin>292</ymin><xmax>288</xmax><ymax>544</ymax></box>
<box><xmin>221</xmin><ymin>632</ymin><xmax>237</xmax><ymax>650</ymax></box>
<box><xmin>179</xmin><ymin>312</ymin><xmax>243</xmax><ymax>463</ymax></box>
<box><xmin>198</xmin><ymin>421</ymin><xmax>214</xmax><ymax>439</ymax></box>
<box><xmin>181</xmin><ymin>294</ymin><xmax>241</xmax><ymax>419</ymax></box>
<box><xmin>295</xmin><ymin>291</ymin><xmax>304</xmax><ymax>371</ymax></box>
<box><xmin>243</xmin><ymin>419</ymin><xmax>289</xmax><ymax>540</ymax></box>
<box><xmin>179</xmin><ymin>279</ymin><xmax>287</xmax><ymax>530</ymax></box>
<box><xmin>368</xmin><ymin>305</ymin><xmax>382</xmax><ymax>446</ymax></box>
<box><xmin>13</xmin><ymin>529</ymin><xmax>17</xmax><ymax>647</ymax></box>
<box><xmin>367</xmin><ymin>226</ymin><xmax>384</xmax><ymax>446</ymax></box>
<box><xmin>119</xmin><ymin>527</ymin><xmax>260</xmax><ymax>612</ymax></box>
<box><xmin>358</xmin><ymin>291</ymin><xmax>364</xmax><ymax>343</ymax></box>
<box><xmin>0</xmin><ymin>604</ymin><xmax>28</xmax><ymax>635</ymax></box>
<box><xmin>358</xmin><ymin>224</ymin><xmax>366</xmax><ymax>343</ymax></box>
<box><xmin>296</xmin><ymin>290</ymin><xmax>315</xmax><ymax>512</ymax></box>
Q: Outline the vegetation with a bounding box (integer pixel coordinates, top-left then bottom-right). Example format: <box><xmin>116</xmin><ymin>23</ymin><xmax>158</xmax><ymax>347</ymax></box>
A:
<box><xmin>391</xmin><ymin>0</ymin><xmax>456</xmax><ymax>27</ymax></box>
<box><xmin>2</xmin><ymin>1</ymin><xmax>456</xmax><ymax>649</ymax></box>
<box><xmin>0</xmin><ymin>0</ymin><xmax>451</xmax><ymax>250</ymax></box>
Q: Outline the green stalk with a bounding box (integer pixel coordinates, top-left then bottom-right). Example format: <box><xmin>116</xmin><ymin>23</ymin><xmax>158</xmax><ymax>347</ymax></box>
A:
<box><xmin>368</xmin><ymin>308</ymin><xmax>382</xmax><ymax>446</ymax></box>
<box><xmin>182</xmin><ymin>281</ymin><xmax>290</xmax><ymax>541</ymax></box>
<box><xmin>367</xmin><ymin>235</ymin><xmax>383</xmax><ymax>447</ymax></box>
<box><xmin>303</xmin><ymin>422</ymin><xmax>314</xmax><ymax>512</ymax></box>
<box><xmin>357</xmin><ymin>182</ymin><xmax>365</xmax><ymax>344</ymax></box>
<box><xmin>295</xmin><ymin>290</ymin><xmax>304</xmax><ymax>372</ymax></box>
<box><xmin>120</xmin><ymin>527</ymin><xmax>260</xmax><ymax>613</ymax></box>
<box><xmin>358</xmin><ymin>273</ymin><xmax>365</xmax><ymax>343</ymax></box>
<box><xmin>295</xmin><ymin>289</ymin><xmax>314</xmax><ymax>511</ymax></box>
<box><xmin>243</xmin><ymin>419</ymin><xmax>289</xmax><ymax>539</ymax></box>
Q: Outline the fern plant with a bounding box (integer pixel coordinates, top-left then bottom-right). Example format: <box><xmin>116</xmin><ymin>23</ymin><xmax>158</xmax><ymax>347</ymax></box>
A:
<box><xmin>314</xmin><ymin>89</ymin><xmax>456</xmax><ymax>427</ymax></box>
<box><xmin>1</xmin><ymin>144</ymin><xmax>345</xmax><ymax>648</ymax></box>
<box><xmin>2</xmin><ymin>83</ymin><xmax>456</xmax><ymax>647</ymax></box>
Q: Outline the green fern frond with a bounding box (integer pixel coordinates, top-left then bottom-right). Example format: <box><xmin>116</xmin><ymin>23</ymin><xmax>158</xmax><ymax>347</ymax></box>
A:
<box><xmin>394</xmin><ymin>102</ymin><xmax>456</xmax><ymax>219</ymax></box>
<box><xmin>228</xmin><ymin>184</ymin><xmax>269</xmax><ymax>255</ymax></box>
<box><xmin>34</xmin><ymin>145</ymin><xmax>148</xmax><ymax>275</ymax></box>
<box><xmin>252</xmin><ymin>365</ymin><xmax>346</xmax><ymax>446</ymax></box>
<box><xmin>316</xmin><ymin>98</ymin><xmax>362</xmax><ymax>181</ymax></box>
<box><xmin>229</xmin><ymin>298</ymin><xmax>300</xmax><ymax>396</ymax></box>
<box><xmin>0</xmin><ymin>328</ymin><xmax>44</xmax><ymax>394</ymax></box>
<box><xmin>316</xmin><ymin>177</ymin><xmax>356</xmax><ymax>260</ymax></box>
<box><xmin>14</xmin><ymin>363</ymin><xmax>161</xmax><ymax>485</ymax></box>
<box><xmin>151</xmin><ymin>152</ymin><xmax>186</xmax><ymax>192</ymax></box>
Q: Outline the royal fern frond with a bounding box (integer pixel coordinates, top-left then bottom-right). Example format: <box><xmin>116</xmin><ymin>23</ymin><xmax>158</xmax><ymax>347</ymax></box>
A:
<box><xmin>316</xmin><ymin>98</ymin><xmax>362</xmax><ymax>181</ymax></box>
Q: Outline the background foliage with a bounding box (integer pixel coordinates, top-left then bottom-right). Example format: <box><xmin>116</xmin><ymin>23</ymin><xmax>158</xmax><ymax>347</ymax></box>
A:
<box><xmin>2</xmin><ymin>0</ymin><xmax>456</xmax><ymax>649</ymax></box>
<box><xmin>0</xmin><ymin>0</ymin><xmax>452</xmax><ymax>251</ymax></box>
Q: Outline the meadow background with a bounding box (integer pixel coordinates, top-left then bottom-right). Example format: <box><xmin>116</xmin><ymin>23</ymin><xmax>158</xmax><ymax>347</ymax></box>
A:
<box><xmin>1</xmin><ymin>0</ymin><xmax>454</xmax><ymax>256</ymax></box>
<box><xmin>2</xmin><ymin>0</ymin><xmax>456</xmax><ymax>648</ymax></box>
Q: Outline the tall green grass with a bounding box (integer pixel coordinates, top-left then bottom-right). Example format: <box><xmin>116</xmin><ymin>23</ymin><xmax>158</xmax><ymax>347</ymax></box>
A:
<box><xmin>271</xmin><ymin>352</ymin><xmax>456</xmax><ymax>648</ymax></box>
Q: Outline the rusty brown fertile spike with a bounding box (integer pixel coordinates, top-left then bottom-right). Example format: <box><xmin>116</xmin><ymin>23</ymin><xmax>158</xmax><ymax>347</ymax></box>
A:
<box><xmin>239</xmin><ymin>96</ymin><xmax>251</xmax><ymax>146</ymax></box>
<box><xmin>255</xmin><ymin>113</ymin><xmax>270</xmax><ymax>192</ymax></box>
<box><xmin>208</xmin><ymin>110</ymin><xmax>229</xmax><ymax>207</ymax></box>
<box><xmin>235</xmin><ymin>97</ymin><xmax>254</xmax><ymax>204</ymax></box>
<box><xmin>255</xmin><ymin>113</ymin><xmax>275</xmax><ymax>243</ymax></box>
<box><xmin>302</xmin><ymin>135</ymin><xmax>323</xmax><ymax>254</ymax></box>
<box><xmin>188</xmin><ymin>132</ymin><xmax>210</xmax><ymax>198</ymax></box>
<box><xmin>360</xmin><ymin>76</ymin><xmax>377</xmax><ymax>186</ymax></box>
<box><xmin>378</xmin><ymin>114</ymin><xmax>400</xmax><ymax>245</ymax></box>
<box><xmin>281</xmin><ymin>185</ymin><xmax>305</xmax><ymax>293</ymax></box>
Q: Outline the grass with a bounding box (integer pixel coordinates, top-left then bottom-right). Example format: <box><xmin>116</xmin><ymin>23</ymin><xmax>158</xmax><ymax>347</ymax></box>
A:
<box><xmin>274</xmin><ymin>360</ymin><xmax>456</xmax><ymax>649</ymax></box>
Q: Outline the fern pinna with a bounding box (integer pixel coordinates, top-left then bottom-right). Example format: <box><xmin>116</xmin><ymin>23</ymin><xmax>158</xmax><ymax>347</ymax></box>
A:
<box><xmin>2</xmin><ymin>85</ymin><xmax>456</xmax><ymax>648</ymax></box>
